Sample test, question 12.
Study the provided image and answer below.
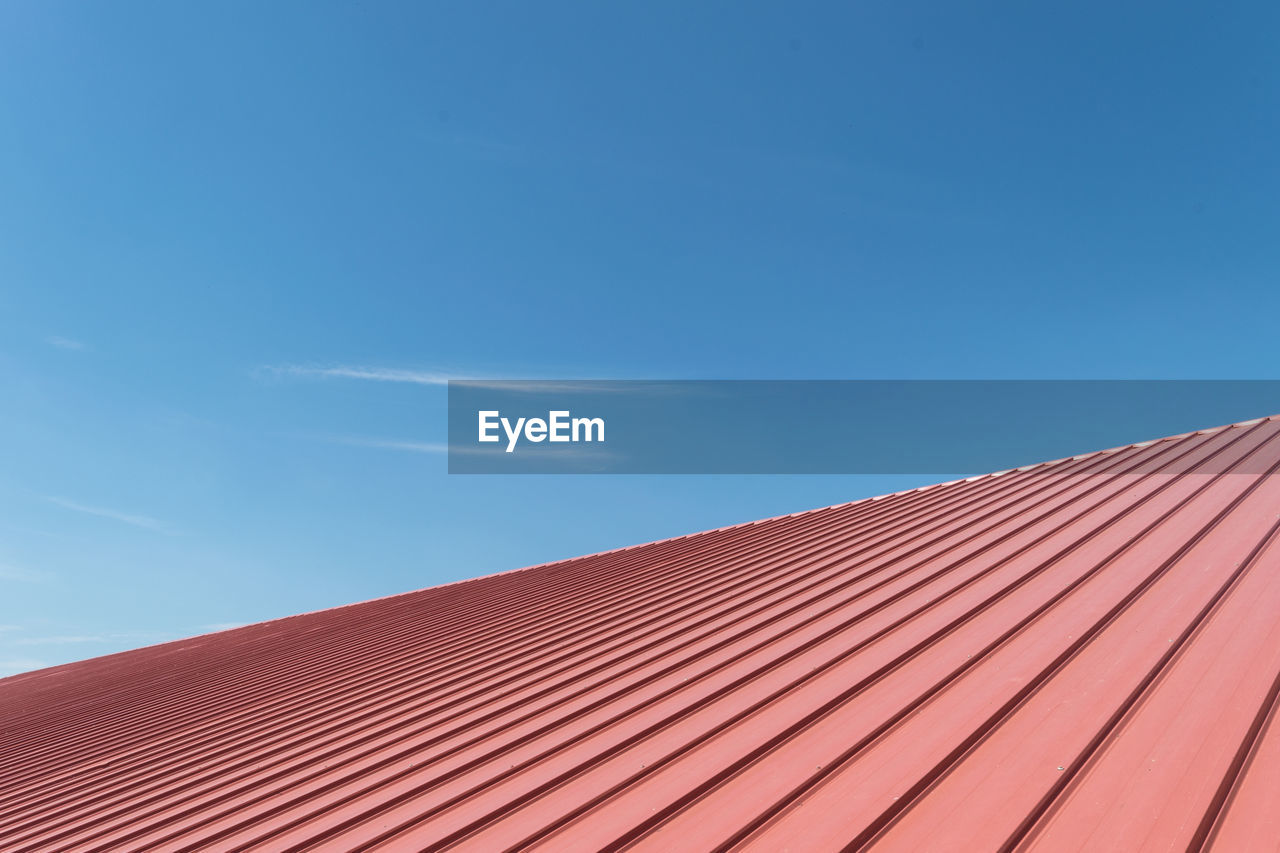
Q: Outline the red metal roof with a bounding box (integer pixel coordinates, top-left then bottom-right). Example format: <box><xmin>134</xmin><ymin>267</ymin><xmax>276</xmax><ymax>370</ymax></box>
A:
<box><xmin>4</xmin><ymin>416</ymin><xmax>1280</xmax><ymax>851</ymax></box>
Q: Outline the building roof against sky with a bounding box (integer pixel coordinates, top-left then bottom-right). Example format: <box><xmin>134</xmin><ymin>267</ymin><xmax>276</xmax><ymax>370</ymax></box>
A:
<box><xmin>3</xmin><ymin>416</ymin><xmax>1280</xmax><ymax>851</ymax></box>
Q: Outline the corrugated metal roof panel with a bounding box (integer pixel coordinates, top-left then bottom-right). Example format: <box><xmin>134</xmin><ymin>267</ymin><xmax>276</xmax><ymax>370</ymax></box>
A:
<box><xmin>3</xmin><ymin>417</ymin><xmax>1280</xmax><ymax>851</ymax></box>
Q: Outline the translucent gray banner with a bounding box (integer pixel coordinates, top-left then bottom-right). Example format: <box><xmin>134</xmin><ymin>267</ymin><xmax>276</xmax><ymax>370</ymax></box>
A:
<box><xmin>446</xmin><ymin>380</ymin><xmax>1280</xmax><ymax>475</ymax></box>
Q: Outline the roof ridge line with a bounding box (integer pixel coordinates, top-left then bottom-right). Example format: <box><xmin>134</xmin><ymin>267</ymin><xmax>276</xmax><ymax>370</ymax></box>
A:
<box><xmin>227</xmin><ymin>413</ymin><xmax>1276</xmax><ymax>634</ymax></box>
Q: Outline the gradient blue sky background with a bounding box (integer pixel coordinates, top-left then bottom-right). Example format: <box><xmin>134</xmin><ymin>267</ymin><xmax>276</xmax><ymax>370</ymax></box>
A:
<box><xmin>2</xmin><ymin>1</ymin><xmax>1277</xmax><ymax>675</ymax></box>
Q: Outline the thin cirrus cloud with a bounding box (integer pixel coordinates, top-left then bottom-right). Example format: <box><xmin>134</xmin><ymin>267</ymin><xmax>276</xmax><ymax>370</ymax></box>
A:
<box><xmin>331</xmin><ymin>436</ymin><xmax>450</xmax><ymax>454</ymax></box>
<box><xmin>45</xmin><ymin>335</ymin><xmax>87</xmax><ymax>351</ymax></box>
<box><xmin>262</xmin><ymin>364</ymin><xmax>457</xmax><ymax>385</ymax></box>
<box><xmin>200</xmin><ymin>622</ymin><xmax>248</xmax><ymax>633</ymax></box>
<box><xmin>325</xmin><ymin>435</ymin><xmax>620</xmax><ymax>467</ymax></box>
<box><xmin>45</xmin><ymin>497</ymin><xmax>171</xmax><ymax>533</ymax></box>
<box><xmin>0</xmin><ymin>563</ymin><xmax>52</xmax><ymax>583</ymax></box>
<box><xmin>325</xmin><ymin>436</ymin><xmax>596</xmax><ymax>457</ymax></box>
<box><xmin>7</xmin><ymin>629</ymin><xmax>171</xmax><ymax>647</ymax></box>
<box><xmin>11</xmin><ymin>635</ymin><xmax>109</xmax><ymax>646</ymax></box>
<box><xmin>260</xmin><ymin>364</ymin><xmax>627</xmax><ymax>393</ymax></box>
<box><xmin>324</xmin><ymin>436</ymin><xmax>498</xmax><ymax>456</ymax></box>
<box><xmin>0</xmin><ymin>658</ymin><xmax>48</xmax><ymax>676</ymax></box>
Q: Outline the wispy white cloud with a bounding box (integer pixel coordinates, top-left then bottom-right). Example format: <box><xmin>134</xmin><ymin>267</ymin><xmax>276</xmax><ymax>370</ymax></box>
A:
<box><xmin>46</xmin><ymin>335</ymin><xmax>87</xmax><ymax>351</ymax></box>
<box><xmin>450</xmin><ymin>379</ymin><xmax>635</xmax><ymax>393</ymax></box>
<box><xmin>3</xmin><ymin>628</ymin><xmax>169</xmax><ymax>647</ymax></box>
<box><xmin>0</xmin><ymin>658</ymin><xmax>47</xmax><ymax>677</ymax></box>
<box><xmin>331</xmin><ymin>437</ymin><xmax>450</xmax><ymax>454</ymax></box>
<box><xmin>11</xmin><ymin>635</ymin><xmax>108</xmax><ymax>646</ymax></box>
<box><xmin>46</xmin><ymin>497</ymin><xmax>171</xmax><ymax>533</ymax></box>
<box><xmin>259</xmin><ymin>364</ymin><xmax>629</xmax><ymax>393</ymax></box>
<box><xmin>261</xmin><ymin>364</ymin><xmax>456</xmax><ymax>385</ymax></box>
<box><xmin>324</xmin><ymin>436</ymin><xmax>562</xmax><ymax>457</ymax></box>
<box><xmin>0</xmin><ymin>563</ymin><xmax>52</xmax><ymax>583</ymax></box>
<box><xmin>200</xmin><ymin>622</ymin><xmax>248</xmax><ymax>632</ymax></box>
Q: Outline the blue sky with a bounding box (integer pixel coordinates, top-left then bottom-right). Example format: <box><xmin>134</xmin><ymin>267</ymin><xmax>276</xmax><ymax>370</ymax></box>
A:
<box><xmin>1</xmin><ymin>1</ymin><xmax>1277</xmax><ymax>675</ymax></box>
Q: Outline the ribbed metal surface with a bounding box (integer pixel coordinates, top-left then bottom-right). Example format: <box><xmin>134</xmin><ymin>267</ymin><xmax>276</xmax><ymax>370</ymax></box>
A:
<box><xmin>4</xmin><ymin>417</ymin><xmax>1280</xmax><ymax>852</ymax></box>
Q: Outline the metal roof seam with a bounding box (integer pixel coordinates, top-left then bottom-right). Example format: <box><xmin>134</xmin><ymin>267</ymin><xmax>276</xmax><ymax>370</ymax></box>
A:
<box><xmin>1194</xmin><ymin>662</ymin><xmax>1280</xmax><ymax>851</ymax></box>
<box><xmin>1013</xmin><ymin>514</ymin><xmax>1280</xmax><ymax>852</ymax></box>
